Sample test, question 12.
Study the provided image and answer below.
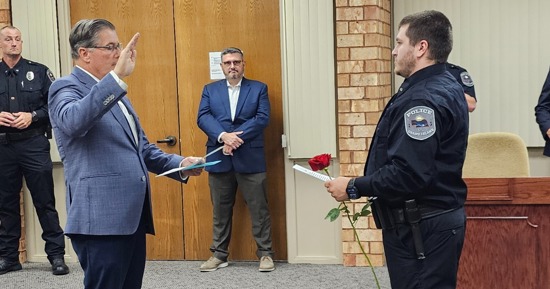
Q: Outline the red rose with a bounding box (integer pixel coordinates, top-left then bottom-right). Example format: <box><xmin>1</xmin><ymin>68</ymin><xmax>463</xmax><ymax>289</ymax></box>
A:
<box><xmin>308</xmin><ymin>153</ymin><xmax>331</xmax><ymax>171</ymax></box>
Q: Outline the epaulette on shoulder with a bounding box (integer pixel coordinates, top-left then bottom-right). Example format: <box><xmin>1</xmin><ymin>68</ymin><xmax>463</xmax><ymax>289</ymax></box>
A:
<box><xmin>450</xmin><ymin>63</ymin><xmax>465</xmax><ymax>71</ymax></box>
<box><xmin>25</xmin><ymin>60</ymin><xmax>46</xmax><ymax>70</ymax></box>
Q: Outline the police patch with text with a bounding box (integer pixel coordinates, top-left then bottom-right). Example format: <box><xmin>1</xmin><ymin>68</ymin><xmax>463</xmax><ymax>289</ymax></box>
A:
<box><xmin>404</xmin><ymin>106</ymin><xmax>436</xmax><ymax>140</ymax></box>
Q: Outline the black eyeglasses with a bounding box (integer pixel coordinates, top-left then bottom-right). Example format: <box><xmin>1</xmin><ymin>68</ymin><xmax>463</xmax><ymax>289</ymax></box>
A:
<box><xmin>222</xmin><ymin>60</ymin><xmax>243</xmax><ymax>67</ymax></box>
<box><xmin>90</xmin><ymin>43</ymin><xmax>122</xmax><ymax>52</ymax></box>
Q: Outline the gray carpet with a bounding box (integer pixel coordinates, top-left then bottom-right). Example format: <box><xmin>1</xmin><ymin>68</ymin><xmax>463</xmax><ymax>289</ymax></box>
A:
<box><xmin>1</xmin><ymin>261</ymin><xmax>391</xmax><ymax>289</ymax></box>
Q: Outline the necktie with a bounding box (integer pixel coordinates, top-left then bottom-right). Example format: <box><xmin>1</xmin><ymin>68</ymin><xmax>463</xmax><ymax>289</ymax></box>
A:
<box><xmin>6</xmin><ymin>69</ymin><xmax>19</xmax><ymax>112</ymax></box>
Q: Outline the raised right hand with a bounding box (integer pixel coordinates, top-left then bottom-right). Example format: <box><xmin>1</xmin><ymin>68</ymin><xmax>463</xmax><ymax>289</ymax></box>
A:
<box><xmin>113</xmin><ymin>32</ymin><xmax>140</xmax><ymax>79</ymax></box>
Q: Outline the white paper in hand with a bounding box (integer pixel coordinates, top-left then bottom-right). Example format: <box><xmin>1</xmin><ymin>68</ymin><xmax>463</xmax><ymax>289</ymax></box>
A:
<box><xmin>293</xmin><ymin>164</ymin><xmax>377</xmax><ymax>200</ymax></box>
<box><xmin>292</xmin><ymin>164</ymin><xmax>332</xmax><ymax>182</ymax></box>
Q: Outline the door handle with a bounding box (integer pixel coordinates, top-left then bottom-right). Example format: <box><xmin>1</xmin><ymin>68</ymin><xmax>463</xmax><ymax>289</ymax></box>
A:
<box><xmin>157</xmin><ymin>135</ymin><xmax>177</xmax><ymax>146</ymax></box>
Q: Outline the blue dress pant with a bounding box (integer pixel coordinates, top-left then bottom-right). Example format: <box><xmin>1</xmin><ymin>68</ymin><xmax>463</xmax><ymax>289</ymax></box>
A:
<box><xmin>70</xmin><ymin>223</ymin><xmax>147</xmax><ymax>289</ymax></box>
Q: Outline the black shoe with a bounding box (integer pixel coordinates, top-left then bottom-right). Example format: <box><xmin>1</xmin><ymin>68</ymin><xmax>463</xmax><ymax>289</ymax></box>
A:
<box><xmin>0</xmin><ymin>257</ymin><xmax>22</xmax><ymax>275</ymax></box>
<box><xmin>51</xmin><ymin>258</ymin><xmax>69</xmax><ymax>275</ymax></box>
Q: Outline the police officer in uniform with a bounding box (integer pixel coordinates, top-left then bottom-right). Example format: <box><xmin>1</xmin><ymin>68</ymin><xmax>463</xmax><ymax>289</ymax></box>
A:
<box><xmin>326</xmin><ymin>11</ymin><xmax>468</xmax><ymax>289</ymax></box>
<box><xmin>446</xmin><ymin>63</ymin><xmax>477</xmax><ymax>112</ymax></box>
<box><xmin>0</xmin><ymin>26</ymin><xmax>68</xmax><ymax>275</ymax></box>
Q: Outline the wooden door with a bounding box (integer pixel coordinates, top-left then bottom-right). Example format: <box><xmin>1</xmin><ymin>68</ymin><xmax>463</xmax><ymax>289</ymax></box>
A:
<box><xmin>69</xmin><ymin>0</ymin><xmax>184</xmax><ymax>259</ymax></box>
<box><xmin>69</xmin><ymin>0</ymin><xmax>287</xmax><ymax>260</ymax></box>
<box><xmin>175</xmin><ymin>0</ymin><xmax>287</xmax><ymax>260</ymax></box>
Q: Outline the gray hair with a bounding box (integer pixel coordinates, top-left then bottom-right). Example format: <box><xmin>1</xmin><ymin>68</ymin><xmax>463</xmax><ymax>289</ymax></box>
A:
<box><xmin>0</xmin><ymin>25</ymin><xmax>21</xmax><ymax>34</ymax></box>
<box><xmin>69</xmin><ymin>19</ymin><xmax>115</xmax><ymax>60</ymax></box>
<box><xmin>220</xmin><ymin>47</ymin><xmax>244</xmax><ymax>58</ymax></box>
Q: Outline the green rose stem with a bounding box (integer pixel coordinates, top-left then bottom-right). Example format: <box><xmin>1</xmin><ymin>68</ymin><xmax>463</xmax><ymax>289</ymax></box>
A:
<box><xmin>324</xmin><ymin>168</ymin><xmax>381</xmax><ymax>289</ymax></box>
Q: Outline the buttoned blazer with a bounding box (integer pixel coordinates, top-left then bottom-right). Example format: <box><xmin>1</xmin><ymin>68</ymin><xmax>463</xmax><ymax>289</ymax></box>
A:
<box><xmin>197</xmin><ymin>77</ymin><xmax>270</xmax><ymax>173</ymax></box>
<box><xmin>48</xmin><ymin>67</ymin><xmax>184</xmax><ymax>236</ymax></box>
<box><xmin>535</xmin><ymin>68</ymin><xmax>550</xmax><ymax>156</ymax></box>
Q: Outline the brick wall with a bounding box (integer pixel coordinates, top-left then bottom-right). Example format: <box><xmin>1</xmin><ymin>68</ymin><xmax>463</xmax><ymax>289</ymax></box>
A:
<box><xmin>0</xmin><ymin>0</ymin><xmax>24</xmax><ymax>263</ymax></box>
<box><xmin>335</xmin><ymin>0</ymin><xmax>392</xmax><ymax>267</ymax></box>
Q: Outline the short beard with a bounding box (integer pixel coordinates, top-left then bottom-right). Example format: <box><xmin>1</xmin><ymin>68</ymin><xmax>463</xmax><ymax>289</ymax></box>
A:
<box><xmin>395</xmin><ymin>55</ymin><xmax>415</xmax><ymax>78</ymax></box>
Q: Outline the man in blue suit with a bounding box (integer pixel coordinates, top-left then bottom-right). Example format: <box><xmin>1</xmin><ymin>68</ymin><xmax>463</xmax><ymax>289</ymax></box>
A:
<box><xmin>535</xmin><ymin>68</ymin><xmax>550</xmax><ymax>157</ymax></box>
<box><xmin>197</xmin><ymin>47</ymin><xmax>274</xmax><ymax>272</ymax></box>
<box><xmin>48</xmin><ymin>19</ymin><xmax>203</xmax><ymax>289</ymax></box>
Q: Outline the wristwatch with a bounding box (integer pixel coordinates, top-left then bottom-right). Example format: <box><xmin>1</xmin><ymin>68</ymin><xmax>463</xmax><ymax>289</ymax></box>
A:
<box><xmin>346</xmin><ymin>178</ymin><xmax>360</xmax><ymax>199</ymax></box>
<box><xmin>31</xmin><ymin>111</ymin><xmax>38</xmax><ymax>122</ymax></box>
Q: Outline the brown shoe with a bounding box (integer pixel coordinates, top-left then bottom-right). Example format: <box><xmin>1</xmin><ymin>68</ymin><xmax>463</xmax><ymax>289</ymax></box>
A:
<box><xmin>259</xmin><ymin>256</ymin><xmax>275</xmax><ymax>272</ymax></box>
<box><xmin>200</xmin><ymin>256</ymin><xmax>228</xmax><ymax>272</ymax></box>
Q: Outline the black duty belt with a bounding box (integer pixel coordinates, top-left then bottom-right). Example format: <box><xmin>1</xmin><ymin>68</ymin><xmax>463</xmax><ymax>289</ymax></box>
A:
<box><xmin>390</xmin><ymin>205</ymin><xmax>453</xmax><ymax>225</ymax></box>
<box><xmin>0</xmin><ymin>127</ymin><xmax>46</xmax><ymax>144</ymax></box>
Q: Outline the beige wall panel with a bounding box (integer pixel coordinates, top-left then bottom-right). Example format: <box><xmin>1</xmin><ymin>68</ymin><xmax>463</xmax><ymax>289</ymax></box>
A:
<box><xmin>281</xmin><ymin>0</ymin><xmax>337</xmax><ymax>158</ymax></box>
<box><xmin>281</xmin><ymin>0</ymin><xmax>342</xmax><ymax>263</ymax></box>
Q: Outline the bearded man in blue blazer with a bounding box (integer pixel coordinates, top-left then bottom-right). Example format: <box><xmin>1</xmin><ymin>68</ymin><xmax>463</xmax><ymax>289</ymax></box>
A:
<box><xmin>197</xmin><ymin>47</ymin><xmax>275</xmax><ymax>272</ymax></box>
<box><xmin>48</xmin><ymin>19</ymin><xmax>203</xmax><ymax>289</ymax></box>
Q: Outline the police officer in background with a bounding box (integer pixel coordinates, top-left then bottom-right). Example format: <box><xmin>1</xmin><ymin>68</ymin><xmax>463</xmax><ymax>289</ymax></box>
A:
<box><xmin>0</xmin><ymin>26</ymin><xmax>69</xmax><ymax>275</ymax></box>
<box><xmin>326</xmin><ymin>10</ymin><xmax>468</xmax><ymax>289</ymax></box>
<box><xmin>446</xmin><ymin>62</ymin><xmax>477</xmax><ymax>112</ymax></box>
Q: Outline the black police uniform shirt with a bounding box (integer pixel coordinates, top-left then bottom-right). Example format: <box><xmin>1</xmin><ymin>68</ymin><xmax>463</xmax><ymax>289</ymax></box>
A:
<box><xmin>445</xmin><ymin>62</ymin><xmax>476</xmax><ymax>99</ymax></box>
<box><xmin>0</xmin><ymin>57</ymin><xmax>54</xmax><ymax>133</ymax></box>
<box><xmin>354</xmin><ymin>63</ymin><xmax>469</xmax><ymax>210</ymax></box>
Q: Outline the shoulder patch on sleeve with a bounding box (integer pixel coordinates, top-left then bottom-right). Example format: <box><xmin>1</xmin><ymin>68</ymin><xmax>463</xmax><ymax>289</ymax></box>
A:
<box><xmin>460</xmin><ymin>71</ymin><xmax>474</xmax><ymax>87</ymax></box>
<box><xmin>404</xmin><ymin>106</ymin><xmax>436</xmax><ymax>140</ymax></box>
<box><xmin>47</xmin><ymin>69</ymin><xmax>56</xmax><ymax>82</ymax></box>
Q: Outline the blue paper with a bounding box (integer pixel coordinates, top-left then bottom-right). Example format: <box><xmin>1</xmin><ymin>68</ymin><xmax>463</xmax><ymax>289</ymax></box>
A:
<box><xmin>156</xmin><ymin>160</ymin><xmax>221</xmax><ymax>177</ymax></box>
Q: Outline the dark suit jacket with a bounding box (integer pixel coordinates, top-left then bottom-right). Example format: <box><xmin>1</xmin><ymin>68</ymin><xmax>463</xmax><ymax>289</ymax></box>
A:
<box><xmin>535</xmin><ymin>68</ymin><xmax>550</xmax><ymax>156</ymax></box>
<box><xmin>48</xmin><ymin>67</ymin><xmax>185</xmax><ymax>236</ymax></box>
<box><xmin>197</xmin><ymin>77</ymin><xmax>270</xmax><ymax>173</ymax></box>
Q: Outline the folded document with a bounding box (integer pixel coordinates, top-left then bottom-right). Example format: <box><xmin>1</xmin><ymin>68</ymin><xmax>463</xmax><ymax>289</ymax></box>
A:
<box><xmin>293</xmin><ymin>164</ymin><xmax>376</xmax><ymax>200</ymax></box>
<box><xmin>156</xmin><ymin>160</ymin><xmax>221</xmax><ymax>177</ymax></box>
<box><xmin>292</xmin><ymin>164</ymin><xmax>332</xmax><ymax>182</ymax></box>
